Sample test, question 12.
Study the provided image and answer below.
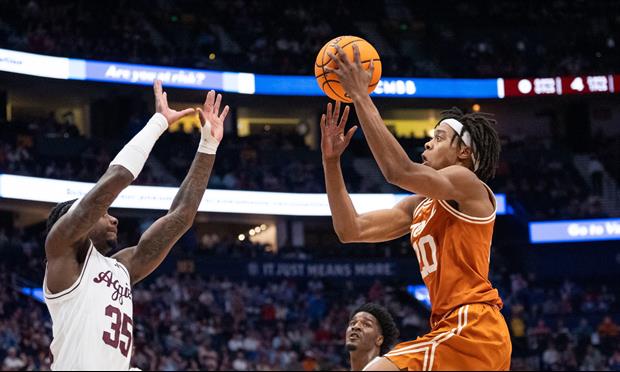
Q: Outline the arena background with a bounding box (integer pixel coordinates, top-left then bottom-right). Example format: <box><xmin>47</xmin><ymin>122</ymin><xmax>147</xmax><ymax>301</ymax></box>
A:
<box><xmin>0</xmin><ymin>0</ymin><xmax>619</xmax><ymax>370</ymax></box>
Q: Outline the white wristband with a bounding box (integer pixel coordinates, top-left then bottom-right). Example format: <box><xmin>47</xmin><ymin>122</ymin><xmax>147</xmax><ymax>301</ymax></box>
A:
<box><xmin>197</xmin><ymin>119</ymin><xmax>220</xmax><ymax>154</ymax></box>
<box><xmin>109</xmin><ymin>113</ymin><xmax>168</xmax><ymax>179</ymax></box>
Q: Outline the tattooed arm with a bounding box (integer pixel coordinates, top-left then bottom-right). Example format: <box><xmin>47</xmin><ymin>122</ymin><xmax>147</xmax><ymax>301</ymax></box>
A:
<box><xmin>114</xmin><ymin>90</ymin><xmax>229</xmax><ymax>285</ymax></box>
<box><xmin>114</xmin><ymin>153</ymin><xmax>215</xmax><ymax>284</ymax></box>
<box><xmin>46</xmin><ymin>165</ymin><xmax>134</xmax><ymax>258</ymax></box>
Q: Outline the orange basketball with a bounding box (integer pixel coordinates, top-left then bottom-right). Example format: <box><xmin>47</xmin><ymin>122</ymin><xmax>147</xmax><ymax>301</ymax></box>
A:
<box><xmin>315</xmin><ymin>36</ymin><xmax>382</xmax><ymax>103</ymax></box>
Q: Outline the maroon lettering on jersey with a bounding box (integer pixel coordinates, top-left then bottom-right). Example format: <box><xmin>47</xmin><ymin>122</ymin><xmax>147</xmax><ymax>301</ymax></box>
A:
<box><xmin>93</xmin><ymin>271</ymin><xmax>132</xmax><ymax>305</ymax></box>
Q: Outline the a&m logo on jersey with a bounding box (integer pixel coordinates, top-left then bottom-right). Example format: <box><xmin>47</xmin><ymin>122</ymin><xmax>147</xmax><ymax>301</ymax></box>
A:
<box><xmin>93</xmin><ymin>271</ymin><xmax>132</xmax><ymax>305</ymax></box>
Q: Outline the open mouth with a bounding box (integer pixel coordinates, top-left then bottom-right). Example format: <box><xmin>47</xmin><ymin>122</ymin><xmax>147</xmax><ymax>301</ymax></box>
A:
<box><xmin>349</xmin><ymin>333</ymin><xmax>361</xmax><ymax>341</ymax></box>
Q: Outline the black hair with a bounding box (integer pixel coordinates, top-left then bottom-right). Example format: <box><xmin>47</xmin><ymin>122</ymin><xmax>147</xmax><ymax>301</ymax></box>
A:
<box><xmin>438</xmin><ymin>107</ymin><xmax>501</xmax><ymax>182</ymax></box>
<box><xmin>46</xmin><ymin>199</ymin><xmax>78</xmax><ymax>235</ymax></box>
<box><xmin>351</xmin><ymin>303</ymin><xmax>400</xmax><ymax>355</ymax></box>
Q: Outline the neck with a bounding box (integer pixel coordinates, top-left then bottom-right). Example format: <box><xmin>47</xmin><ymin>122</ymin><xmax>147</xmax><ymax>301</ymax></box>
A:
<box><xmin>350</xmin><ymin>349</ymin><xmax>378</xmax><ymax>371</ymax></box>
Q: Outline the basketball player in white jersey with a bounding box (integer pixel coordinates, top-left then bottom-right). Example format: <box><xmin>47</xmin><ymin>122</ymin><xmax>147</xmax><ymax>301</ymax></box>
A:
<box><xmin>43</xmin><ymin>80</ymin><xmax>230</xmax><ymax>370</ymax></box>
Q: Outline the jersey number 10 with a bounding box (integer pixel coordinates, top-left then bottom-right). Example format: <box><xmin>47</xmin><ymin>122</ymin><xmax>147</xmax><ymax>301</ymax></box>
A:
<box><xmin>102</xmin><ymin>305</ymin><xmax>133</xmax><ymax>357</ymax></box>
<box><xmin>412</xmin><ymin>234</ymin><xmax>438</xmax><ymax>279</ymax></box>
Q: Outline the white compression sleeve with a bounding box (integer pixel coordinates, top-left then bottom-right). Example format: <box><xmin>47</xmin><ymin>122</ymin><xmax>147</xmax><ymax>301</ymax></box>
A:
<box><xmin>109</xmin><ymin>113</ymin><xmax>168</xmax><ymax>179</ymax></box>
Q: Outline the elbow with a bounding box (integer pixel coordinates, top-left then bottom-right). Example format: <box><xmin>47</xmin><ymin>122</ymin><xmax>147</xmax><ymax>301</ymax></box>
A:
<box><xmin>384</xmin><ymin>162</ymin><xmax>420</xmax><ymax>187</ymax></box>
<box><xmin>336</xmin><ymin>233</ymin><xmax>352</xmax><ymax>244</ymax></box>
<box><xmin>380</xmin><ymin>160</ymin><xmax>404</xmax><ymax>185</ymax></box>
<box><xmin>108</xmin><ymin>164</ymin><xmax>134</xmax><ymax>183</ymax></box>
<box><xmin>335</xmin><ymin>228</ymin><xmax>358</xmax><ymax>244</ymax></box>
<box><xmin>384</xmin><ymin>168</ymin><xmax>402</xmax><ymax>186</ymax></box>
<box><xmin>167</xmin><ymin>210</ymin><xmax>194</xmax><ymax>229</ymax></box>
<box><xmin>169</xmin><ymin>202</ymin><xmax>198</xmax><ymax>225</ymax></box>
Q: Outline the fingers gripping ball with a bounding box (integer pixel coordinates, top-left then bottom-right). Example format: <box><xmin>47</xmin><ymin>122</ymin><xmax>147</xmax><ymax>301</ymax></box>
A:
<box><xmin>315</xmin><ymin>36</ymin><xmax>382</xmax><ymax>103</ymax></box>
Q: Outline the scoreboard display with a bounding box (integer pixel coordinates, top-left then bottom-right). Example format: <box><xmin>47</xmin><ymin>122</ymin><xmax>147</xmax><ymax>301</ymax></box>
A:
<box><xmin>501</xmin><ymin>75</ymin><xmax>616</xmax><ymax>97</ymax></box>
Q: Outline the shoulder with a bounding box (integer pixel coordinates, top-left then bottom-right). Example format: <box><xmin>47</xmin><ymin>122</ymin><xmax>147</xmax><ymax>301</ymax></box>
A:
<box><xmin>437</xmin><ymin>165</ymin><xmax>479</xmax><ymax>185</ymax></box>
<box><xmin>438</xmin><ymin>165</ymin><xmax>488</xmax><ymax>201</ymax></box>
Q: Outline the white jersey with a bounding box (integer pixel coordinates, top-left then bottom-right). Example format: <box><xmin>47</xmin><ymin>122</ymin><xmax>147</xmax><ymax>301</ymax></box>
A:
<box><xmin>44</xmin><ymin>242</ymin><xmax>133</xmax><ymax>371</ymax></box>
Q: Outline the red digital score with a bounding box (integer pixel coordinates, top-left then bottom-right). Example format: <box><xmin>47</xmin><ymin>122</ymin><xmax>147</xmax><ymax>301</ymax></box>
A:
<box><xmin>502</xmin><ymin>75</ymin><xmax>616</xmax><ymax>97</ymax></box>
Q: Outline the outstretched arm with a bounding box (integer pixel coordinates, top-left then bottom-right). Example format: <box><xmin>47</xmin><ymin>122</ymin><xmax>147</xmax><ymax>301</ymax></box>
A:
<box><xmin>114</xmin><ymin>90</ymin><xmax>230</xmax><ymax>285</ymax></box>
<box><xmin>321</xmin><ymin>101</ymin><xmax>422</xmax><ymax>243</ymax></box>
<box><xmin>45</xmin><ymin>80</ymin><xmax>194</xmax><ymax>259</ymax></box>
<box><xmin>325</xmin><ymin>45</ymin><xmax>479</xmax><ymax>201</ymax></box>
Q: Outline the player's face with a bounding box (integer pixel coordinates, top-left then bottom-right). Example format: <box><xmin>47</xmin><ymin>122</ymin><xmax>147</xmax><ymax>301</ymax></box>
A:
<box><xmin>422</xmin><ymin>123</ymin><xmax>462</xmax><ymax>170</ymax></box>
<box><xmin>89</xmin><ymin>212</ymin><xmax>118</xmax><ymax>254</ymax></box>
<box><xmin>346</xmin><ymin>312</ymin><xmax>383</xmax><ymax>353</ymax></box>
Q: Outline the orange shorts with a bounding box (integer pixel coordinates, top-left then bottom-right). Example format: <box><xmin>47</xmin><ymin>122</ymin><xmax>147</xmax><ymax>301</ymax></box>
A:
<box><xmin>385</xmin><ymin>303</ymin><xmax>512</xmax><ymax>371</ymax></box>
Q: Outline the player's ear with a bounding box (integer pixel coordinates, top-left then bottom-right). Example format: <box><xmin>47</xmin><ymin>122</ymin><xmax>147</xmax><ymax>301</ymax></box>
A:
<box><xmin>376</xmin><ymin>334</ymin><xmax>384</xmax><ymax>348</ymax></box>
<box><xmin>457</xmin><ymin>144</ymin><xmax>472</xmax><ymax>161</ymax></box>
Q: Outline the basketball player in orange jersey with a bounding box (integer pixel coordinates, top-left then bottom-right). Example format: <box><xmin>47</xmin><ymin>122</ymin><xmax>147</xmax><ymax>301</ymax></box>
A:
<box><xmin>346</xmin><ymin>303</ymin><xmax>400</xmax><ymax>371</ymax></box>
<box><xmin>321</xmin><ymin>44</ymin><xmax>511</xmax><ymax>371</ymax></box>
<box><xmin>43</xmin><ymin>80</ymin><xmax>229</xmax><ymax>370</ymax></box>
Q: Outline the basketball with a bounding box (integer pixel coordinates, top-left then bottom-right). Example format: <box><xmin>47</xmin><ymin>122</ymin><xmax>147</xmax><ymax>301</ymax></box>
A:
<box><xmin>315</xmin><ymin>36</ymin><xmax>382</xmax><ymax>103</ymax></box>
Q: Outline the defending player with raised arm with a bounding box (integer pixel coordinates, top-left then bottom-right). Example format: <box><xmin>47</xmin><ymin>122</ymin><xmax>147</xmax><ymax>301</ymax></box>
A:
<box><xmin>321</xmin><ymin>45</ymin><xmax>511</xmax><ymax>371</ymax></box>
<box><xmin>43</xmin><ymin>80</ymin><xmax>229</xmax><ymax>371</ymax></box>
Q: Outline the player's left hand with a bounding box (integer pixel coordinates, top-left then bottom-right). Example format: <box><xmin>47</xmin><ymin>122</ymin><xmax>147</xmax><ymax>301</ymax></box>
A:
<box><xmin>197</xmin><ymin>90</ymin><xmax>230</xmax><ymax>144</ymax></box>
<box><xmin>324</xmin><ymin>44</ymin><xmax>375</xmax><ymax>102</ymax></box>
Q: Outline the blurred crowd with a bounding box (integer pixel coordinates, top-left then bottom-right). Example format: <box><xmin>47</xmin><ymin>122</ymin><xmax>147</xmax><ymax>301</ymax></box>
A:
<box><xmin>505</xmin><ymin>274</ymin><xmax>620</xmax><ymax>371</ymax></box>
<box><xmin>494</xmin><ymin>136</ymin><xmax>608</xmax><ymax>220</ymax></box>
<box><xmin>0</xmin><ymin>0</ymin><xmax>618</xmax><ymax>77</ymax></box>
<box><xmin>0</xmin><ymin>219</ymin><xmax>619</xmax><ymax>371</ymax></box>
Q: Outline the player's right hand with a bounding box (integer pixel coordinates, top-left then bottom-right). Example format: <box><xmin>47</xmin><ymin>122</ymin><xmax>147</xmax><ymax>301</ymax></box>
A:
<box><xmin>153</xmin><ymin>79</ymin><xmax>195</xmax><ymax>126</ymax></box>
<box><xmin>320</xmin><ymin>101</ymin><xmax>357</xmax><ymax>161</ymax></box>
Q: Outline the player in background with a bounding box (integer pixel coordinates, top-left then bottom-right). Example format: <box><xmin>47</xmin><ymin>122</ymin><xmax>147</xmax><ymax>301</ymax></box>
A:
<box><xmin>320</xmin><ymin>45</ymin><xmax>511</xmax><ymax>371</ymax></box>
<box><xmin>346</xmin><ymin>303</ymin><xmax>400</xmax><ymax>371</ymax></box>
<box><xmin>43</xmin><ymin>80</ymin><xmax>229</xmax><ymax>370</ymax></box>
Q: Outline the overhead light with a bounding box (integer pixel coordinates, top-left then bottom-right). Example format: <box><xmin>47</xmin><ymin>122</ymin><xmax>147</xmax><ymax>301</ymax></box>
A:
<box><xmin>260</xmin><ymin>224</ymin><xmax>267</xmax><ymax>231</ymax></box>
<box><xmin>238</xmin><ymin>234</ymin><xmax>246</xmax><ymax>241</ymax></box>
<box><xmin>254</xmin><ymin>227</ymin><xmax>261</xmax><ymax>234</ymax></box>
<box><xmin>472</xmin><ymin>104</ymin><xmax>481</xmax><ymax>112</ymax></box>
<box><xmin>249</xmin><ymin>230</ymin><xmax>256</xmax><ymax>236</ymax></box>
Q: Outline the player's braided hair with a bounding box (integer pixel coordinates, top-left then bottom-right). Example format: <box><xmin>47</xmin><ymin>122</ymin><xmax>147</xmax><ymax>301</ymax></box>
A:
<box><xmin>351</xmin><ymin>303</ymin><xmax>400</xmax><ymax>355</ymax></box>
<box><xmin>439</xmin><ymin>107</ymin><xmax>501</xmax><ymax>182</ymax></box>
<box><xmin>45</xmin><ymin>199</ymin><xmax>78</xmax><ymax>235</ymax></box>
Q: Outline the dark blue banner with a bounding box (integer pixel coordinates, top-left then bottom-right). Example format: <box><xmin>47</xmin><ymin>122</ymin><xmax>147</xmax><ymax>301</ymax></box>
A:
<box><xmin>187</xmin><ymin>259</ymin><xmax>419</xmax><ymax>279</ymax></box>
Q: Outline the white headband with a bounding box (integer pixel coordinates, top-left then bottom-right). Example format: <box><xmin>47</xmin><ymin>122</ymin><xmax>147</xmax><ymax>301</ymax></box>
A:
<box><xmin>439</xmin><ymin>118</ymin><xmax>480</xmax><ymax>172</ymax></box>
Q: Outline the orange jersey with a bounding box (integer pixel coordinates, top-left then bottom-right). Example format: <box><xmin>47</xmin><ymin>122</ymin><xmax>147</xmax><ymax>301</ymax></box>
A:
<box><xmin>410</xmin><ymin>188</ymin><xmax>502</xmax><ymax>326</ymax></box>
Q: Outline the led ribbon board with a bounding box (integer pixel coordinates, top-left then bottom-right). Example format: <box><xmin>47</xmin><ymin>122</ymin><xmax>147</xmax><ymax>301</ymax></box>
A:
<box><xmin>530</xmin><ymin>219</ymin><xmax>620</xmax><ymax>243</ymax></box>
<box><xmin>3</xmin><ymin>48</ymin><xmax>618</xmax><ymax>98</ymax></box>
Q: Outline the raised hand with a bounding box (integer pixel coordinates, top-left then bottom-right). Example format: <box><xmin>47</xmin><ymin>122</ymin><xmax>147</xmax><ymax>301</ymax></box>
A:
<box><xmin>153</xmin><ymin>79</ymin><xmax>195</xmax><ymax>125</ymax></box>
<box><xmin>197</xmin><ymin>90</ymin><xmax>230</xmax><ymax>143</ymax></box>
<box><xmin>196</xmin><ymin>90</ymin><xmax>230</xmax><ymax>154</ymax></box>
<box><xmin>324</xmin><ymin>44</ymin><xmax>375</xmax><ymax>102</ymax></box>
<box><xmin>320</xmin><ymin>101</ymin><xmax>358</xmax><ymax>162</ymax></box>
